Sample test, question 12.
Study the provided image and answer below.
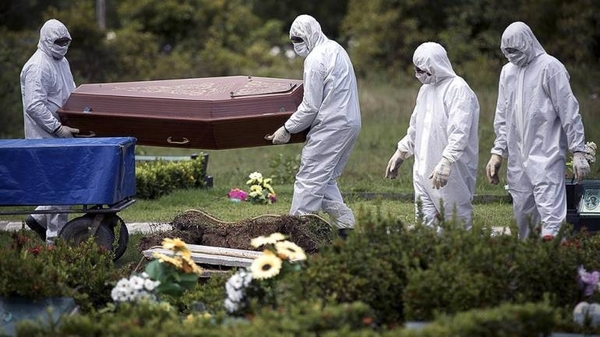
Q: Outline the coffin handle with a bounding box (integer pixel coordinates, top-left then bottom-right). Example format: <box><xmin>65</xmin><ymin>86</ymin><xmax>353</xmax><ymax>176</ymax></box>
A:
<box><xmin>75</xmin><ymin>131</ymin><xmax>96</xmax><ymax>138</ymax></box>
<box><xmin>167</xmin><ymin>136</ymin><xmax>190</xmax><ymax>145</ymax></box>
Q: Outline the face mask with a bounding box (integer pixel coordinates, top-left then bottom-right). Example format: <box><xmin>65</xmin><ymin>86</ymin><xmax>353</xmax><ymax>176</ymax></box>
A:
<box><xmin>505</xmin><ymin>50</ymin><xmax>527</xmax><ymax>67</ymax></box>
<box><xmin>415</xmin><ymin>72</ymin><xmax>435</xmax><ymax>85</ymax></box>
<box><xmin>50</xmin><ymin>45</ymin><xmax>69</xmax><ymax>60</ymax></box>
<box><xmin>293</xmin><ymin>42</ymin><xmax>309</xmax><ymax>58</ymax></box>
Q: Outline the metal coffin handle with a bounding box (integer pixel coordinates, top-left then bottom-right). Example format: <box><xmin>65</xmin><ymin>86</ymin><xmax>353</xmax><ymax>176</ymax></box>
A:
<box><xmin>167</xmin><ymin>136</ymin><xmax>190</xmax><ymax>145</ymax></box>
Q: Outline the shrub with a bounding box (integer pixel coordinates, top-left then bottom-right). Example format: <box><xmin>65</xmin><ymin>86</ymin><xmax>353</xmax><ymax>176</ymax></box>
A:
<box><xmin>0</xmin><ymin>231</ymin><xmax>128</xmax><ymax>312</ymax></box>
<box><xmin>135</xmin><ymin>156</ymin><xmax>207</xmax><ymax>199</ymax></box>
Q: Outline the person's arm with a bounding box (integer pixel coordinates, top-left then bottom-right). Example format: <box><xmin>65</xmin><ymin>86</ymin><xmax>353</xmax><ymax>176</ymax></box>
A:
<box><xmin>491</xmin><ymin>71</ymin><xmax>509</xmax><ymax>158</ymax></box>
<box><xmin>396</xmin><ymin>92</ymin><xmax>421</xmax><ymax>158</ymax></box>
<box><xmin>545</xmin><ymin>62</ymin><xmax>586</xmax><ymax>154</ymax></box>
<box><xmin>284</xmin><ymin>58</ymin><xmax>325</xmax><ymax>134</ymax></box>
<box><xmin>22</xmin><ymin>66</ymin><xmax>61</xmax><ymax>133</ymax></box>
<box><xmin>442</xmin><ymin>82</ymin><xmax>478</xmax><ymax>162</ymax></box>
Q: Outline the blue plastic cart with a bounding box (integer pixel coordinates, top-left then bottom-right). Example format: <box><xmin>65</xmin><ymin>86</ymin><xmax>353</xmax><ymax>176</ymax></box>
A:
<box><xmin>0</xmin><ymin>137</ymin><xmax>137</xmax><ymax>260</ymax></box>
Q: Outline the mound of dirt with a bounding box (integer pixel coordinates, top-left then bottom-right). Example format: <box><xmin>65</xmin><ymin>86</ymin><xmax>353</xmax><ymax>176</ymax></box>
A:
<box><xmin>138</xmin><ymin>209</ymin><xmax>334</xmax><ymax>254</ymax></box>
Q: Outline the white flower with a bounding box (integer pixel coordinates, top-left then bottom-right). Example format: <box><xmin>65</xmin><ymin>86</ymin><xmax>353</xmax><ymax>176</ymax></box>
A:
<box><xmin>224</xmin><ymin>298</ymin><xmax>240</xmax><ymax>313</ymax></box>
<box><xmin>226</xmin><ymin>287</ymin><xmax>244</xmax><ymax>302</ymax></box>
<box><xmin>129</xmin><ymin>275</ymin><xmax>145</xmax><ymax>290</ymax></box>
<box><xmin>144</xmin><ymin>278</ymin><xmax>160</xmax><ymax>291</ymax></box>
<box><xmin>585</xmin><ymin>141</ymin><xmax>597</xmax><ymax>163</ymax></box>
<box><xmin>248</xmin><ymin>172</ymin><xmax>262</xmax><ymax>181</ymax></box>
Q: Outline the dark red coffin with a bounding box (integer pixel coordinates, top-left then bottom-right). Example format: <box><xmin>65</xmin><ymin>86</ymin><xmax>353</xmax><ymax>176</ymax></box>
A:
<box><xmin>57</xmin><ymin>76</ymin><xmax>306</xmax><ymax>150</ymax></box>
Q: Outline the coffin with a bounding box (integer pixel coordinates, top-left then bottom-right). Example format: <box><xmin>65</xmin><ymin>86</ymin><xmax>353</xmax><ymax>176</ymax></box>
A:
<box><xmin>0</xmin><ymin>137</ymin><xmax>136</xmax><ymax>205</ymax></box>
<box><xmin>57</xmin><ymin>76</ymin><xmax>306</xmax><ymax>150</ymax></box>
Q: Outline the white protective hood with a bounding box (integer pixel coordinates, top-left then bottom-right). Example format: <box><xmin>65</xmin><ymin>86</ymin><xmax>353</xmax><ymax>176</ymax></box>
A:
<box><xmin>20</xmin><ymin>19</ymin><xmax>76</xmax><ymax>139</ymax></box>
<box><xmin>284</xmin><ymin>14</ymin><xmax>361</xmax><ymax>228</ymax></box>
<box><xmin>491</xmin><ymin>21</ymin><xmax>586</xmax><ymax>238</ymax></box>
<box><xmin>500</xmin><ymin>21</ymin><xmax>545</xmax><ymax>66</ymax></box>
<box><xmin>398</xmin><ymin>42</ymin><xmax>480</xmax><ymax>227</ymax></box>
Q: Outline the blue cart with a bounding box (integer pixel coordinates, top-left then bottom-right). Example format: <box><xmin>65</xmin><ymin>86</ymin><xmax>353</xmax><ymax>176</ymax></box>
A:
<box><xmin>0</xmin><ymin>137</ymin><xmax>137</xmax><ymax>260</ymax></box>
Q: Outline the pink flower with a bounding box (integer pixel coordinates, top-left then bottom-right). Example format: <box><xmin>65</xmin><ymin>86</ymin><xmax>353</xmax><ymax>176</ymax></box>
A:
<box><xmin>268</xmin><ymin>193</ymin><xmax>277</xmax><ymax>204</ymax></box>
<box><xmin>228</xmin><ymin>188</ymin><xmax>248</xmax><ymax>201</ymax></box>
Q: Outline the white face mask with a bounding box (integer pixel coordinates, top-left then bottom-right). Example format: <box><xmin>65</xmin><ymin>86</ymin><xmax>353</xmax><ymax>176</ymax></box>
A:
<box><xmin>505</xmin><ymin>49</ymin><xmax>527</xmax><ymax>67</ymax></box>
<box><xmin>50</xmin><ymin>44</ymin><xmax>69</xmax><ymax>60</ymax></box>
<box><xmin>415</xmin><ymin>72</ymin><xmax>435</xmax><ymax>85</ymax></box>
<box><xmin>293</xmin><ymin>42</ymin><xmax>309</xmax><ymax>58</ymax></box>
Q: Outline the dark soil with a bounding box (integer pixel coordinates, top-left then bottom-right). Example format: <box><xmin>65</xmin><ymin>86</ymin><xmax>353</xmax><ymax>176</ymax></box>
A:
<box><xmin>137</xmin><ymin>209</ymin><xmax>334</xmax><ymax>255</ymax></box>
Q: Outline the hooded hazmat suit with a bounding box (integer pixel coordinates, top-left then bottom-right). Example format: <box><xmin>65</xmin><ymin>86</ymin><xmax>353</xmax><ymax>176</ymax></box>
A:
<box><xmin>392</xmin><ymin>42</ymin><xmax>479</xmax><ymax>229</ymax></box>
<box><xmin>275</xmin><ymin>14</ymin><xmax>361</xmax><ymax>229</ymax></box>
<box><xmin>20</xmin><ymin>19</ymin><xmax>76</xmax><ymax>242</ymax></box>
<box><xmin>488</xmin><ymin>21</ymin><xmax>587</xmax><ymax>239</ymax></box>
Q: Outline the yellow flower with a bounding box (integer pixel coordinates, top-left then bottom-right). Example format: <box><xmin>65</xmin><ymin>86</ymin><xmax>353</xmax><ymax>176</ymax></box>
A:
<box><xmin>181</xmin><ymin>255</ymin><xmax>203</xmax><ymax>275</ymax></box>
<box><xmin>153</xmin><ymin>252</ymin><xmax>183</xmax><ymax>268</ymax></box>
<box><xmin>162</xmin><ymin>238</ymin><xmax>191</xmax><ymax>259</ymax></box>
<box><xmin>275</xmin><ymin>241</ymin><xmax>307</xmax><ymax>261</ymax></box>
<box><xmin>262</xmin><ymin>182</ymin><xmax>275</xmax><ymax>194</ymax></box>
<box><xmin>250</xmin><ymin>250</ymin><xmax>282</xmax><ymax>279</ymax></box>
<box><xmin>268</xmin><ymin>232</ymin><xmax>286</xmax><ymax>242</ymax></box>
<box><xmin>251</xmin><ymin>232</ymin><xmax>286</xmax><ymax>248</ymax></box>
<box><xmin>250</xmin><ymin>185</ymin><xmax>263</xmax><ymax>193</ymax></box>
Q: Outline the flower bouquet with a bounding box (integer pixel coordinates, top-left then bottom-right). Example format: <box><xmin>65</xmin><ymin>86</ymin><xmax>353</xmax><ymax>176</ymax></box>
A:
<box><xmin>227</xmin><ymin>172</ymin><xmax>277</xmax><ymax>204</ymax></box>
<box><xmin>224</xmin><ymin>233</ymin><xmax>306</xmax><ymax>316</ymax></box>
<box><xmin>110</xmin><ymin>238</ymin><xmax>203</xmax><ymax>303</ymax></box>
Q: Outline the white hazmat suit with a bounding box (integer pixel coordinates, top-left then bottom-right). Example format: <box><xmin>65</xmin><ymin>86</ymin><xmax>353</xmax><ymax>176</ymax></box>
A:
<box><xmin>20</xmin><ymin>19</ymin><xmax>77</xmax><ymax>242</ymax></box>
<box><xmin>486</xmin><ymin>21</ymin><xmax>589</xmax><ymax>239</ymax></box>
<box><xmin>267</xmin><ymin>15</ymin><xmax>361</xmax><ymax>233</ymax></box>
<box><xmin>387</xmin><ymin>42</ymin><xmax>479</xmax><ymax>229</ymax></box>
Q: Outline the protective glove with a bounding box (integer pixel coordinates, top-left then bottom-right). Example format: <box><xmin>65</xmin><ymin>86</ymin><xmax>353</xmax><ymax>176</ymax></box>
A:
<box><xmin>265</xmin><ymin>126</ymin><xmax>291</xmax><ymax>145</ymax></box>
<box><xmin>54</xmin><ymin>125</ymin><xmax>80</xmax><ymax>138</ymax></box>
<box><xmin>573</xmin><ymin>152</ymin><xmax>591</xmax><ymax>183</ymax></box>
<box><xmin>385</xmin><ymin>149</ymin><xmax>406</xmax><ymax>179</ymax></box>
<box><xmin>486</xmin><ymin>154</ymin><xmax>503</xmax><ymax>185</ymax></box>
<box><xmin>429</xmin><ymin>157</ymin><xmax>451</xmax><ymax>189</ymax></box>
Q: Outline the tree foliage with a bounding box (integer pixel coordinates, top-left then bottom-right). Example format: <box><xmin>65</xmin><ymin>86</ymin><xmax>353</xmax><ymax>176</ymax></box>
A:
<box><xmin>0</xmin><ymin>0</ymin><xmax>598</xmax><ymax>138</ymax></box>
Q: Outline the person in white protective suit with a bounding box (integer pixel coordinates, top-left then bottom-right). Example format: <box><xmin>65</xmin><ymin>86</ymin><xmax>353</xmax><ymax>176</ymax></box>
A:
<box><xmin>266</xmin><ymin>14</ymin><xmax>361</xmax><ymax>239</ymax></box>
<box><xmin>486</xmin><ymin>21</ymin><xmax>590</xmax><ymax>240</ymax></box>
<box><xmin>20</xmin><ymin>19</ymin><xmax>79</xmax><ymax>244</ymax></box>
<box><xmin>385</xmin><ymin>42</ymin><xmax>479</xmax><ymax>230</ymax></box>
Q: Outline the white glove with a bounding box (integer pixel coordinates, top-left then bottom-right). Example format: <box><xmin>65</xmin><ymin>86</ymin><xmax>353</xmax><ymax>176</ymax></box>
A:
<box><xmin>265</xmin><ymin>126</ymin><xmax>291</xmax><ymax>145</ymax></box>
<box><xmin>385</xmin><ymin>149</ymin><xmax>406</xmax><ymax>179</ymax></box>
<box><xmin>573</xmin><ymin>152</ymin><xmax>591</xmax><ymax>183</ymax></box>
<box><xmin>486</xmin><ymin>154</ymin><xmax>503</xmax><ymax>185</ymax></box>
<box><xmin>429</xmin><ymin>157</ymin><xmax>451</xmax><ymax>189</ymax></box>
<box><xmin>54</xmin><ymin>125</ymin><xmax>80</xmax><ymax>138</ymax></box>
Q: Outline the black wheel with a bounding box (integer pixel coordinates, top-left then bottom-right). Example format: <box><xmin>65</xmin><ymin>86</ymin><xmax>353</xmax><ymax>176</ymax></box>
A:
<box><xmin>59</xmin><ymin>215</ymin><xmax>115</xmax><ymax>254</ymax></box>
<box><xmin>102</xmin><ymin>214</ymin><xmax>129</xmax><ymax>261</ymax></box>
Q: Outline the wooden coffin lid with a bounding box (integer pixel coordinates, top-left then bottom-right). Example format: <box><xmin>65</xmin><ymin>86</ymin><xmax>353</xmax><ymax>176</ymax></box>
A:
<box><xmin>59</xmin><ymin>75</ymin><xmax>303</xmax><ymax>119</ymax></box>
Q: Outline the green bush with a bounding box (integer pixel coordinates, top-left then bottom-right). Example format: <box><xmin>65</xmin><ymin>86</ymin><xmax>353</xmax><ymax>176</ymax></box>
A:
<box><xmin>0</xmin><ymin>231</ymin><xmax>128</xmax><ymax>312</ymax></box>
<box><xmin>135</xmin><ymin>156</ymin><xmax>207</xmax><ymax>199</ymax></box>
<box><xmin>395</xmin><ymin>302</ymin><xmax>556</xmax><ymax>337</ymax></box>
<box><xmin>298</xmin><ymin>210</ymin><xmax>410</xmax><ymax>325</ymax></box>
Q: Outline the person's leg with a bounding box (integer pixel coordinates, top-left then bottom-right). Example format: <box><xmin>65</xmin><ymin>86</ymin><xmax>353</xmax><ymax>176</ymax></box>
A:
<box><xmin>27</xmin><ymin>207</ymin><xmax>48</xmax><ymax>241</ymax></box>
<box><xmin>322</xmin><ymin>181</ymin><xmax>355</xmax><ymax>229</ymax></box>
<box><xmin>413</xmin><ymin>181</ymin><xmax>439</xmax><ymax>229</ymax></box>
<box><xmin>534</xmin><ymin>181</ymin><xmax>566</xmax><ymax>238</ymax></box>
<box><xmin>510</xmin><ymin>190</ymin><xmax>538</xmax><ymax>239</ymax></box>
<box><xmin>30</xmin><ymin>205</ymin><xmax>69</xmax><ymax>244</ymax></box>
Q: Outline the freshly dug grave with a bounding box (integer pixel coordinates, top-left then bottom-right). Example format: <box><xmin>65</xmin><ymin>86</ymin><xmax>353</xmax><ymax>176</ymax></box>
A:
<box><xmin>138</xmin><ymin>209</ymin><xmax>335</xmax><ymax>254</ymax></box>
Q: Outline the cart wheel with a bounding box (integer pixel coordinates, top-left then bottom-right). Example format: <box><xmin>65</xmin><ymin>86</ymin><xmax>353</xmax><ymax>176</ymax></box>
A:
<box><xmin>102</xmin><ymin>214</ymin><xmax>129</xmax><ymax>261</ymax></box>
<box><xmin>59</xmin><ymin>215</ymin><xmax>115</xmax><ymax>255</ymax></box>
